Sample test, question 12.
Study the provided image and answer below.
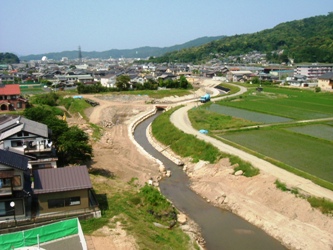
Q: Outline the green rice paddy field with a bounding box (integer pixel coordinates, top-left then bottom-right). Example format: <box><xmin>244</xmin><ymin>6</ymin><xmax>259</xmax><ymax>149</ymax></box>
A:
<box><xmin>221</xmin><ymin>128</ymin><xmax>333</xmax><ymax>183</ymax></box>
<box><xmin>192</xmin><ymin>86</ymin><xmax>333</xmax><ymax>183</ymax></box>
<box><xmin>216</xmin><ymin>86</ymin><xmax>333</xmax><ymax>120</ymax></box>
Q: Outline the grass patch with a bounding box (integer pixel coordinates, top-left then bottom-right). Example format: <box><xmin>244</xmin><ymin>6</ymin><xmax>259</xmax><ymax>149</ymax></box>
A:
<box><xmin>231</xmin><ymin>156</ymin><xmax>260</xmax><ymax>177</ymax></box>
<box><xmin>67</xmin><ymin>98</ymin><xmax>91</xmax><ymax>120</ymax></box>
<box><xmin>80</xmin><ymin>217</ymin><xmax>109</xmax><ymax>234</ymax></box>
<box><xmin>88</xmin><ymin>168</ymin><xmax>115</xmax><ymax>179</ymax></box>
<box><xmin>188</xmin><ymin>107</ymin><xmax>258</xmax><ymax>131</ymax></box>
<box><xmin>152</xmin><ymin>107</ymin><xmax>222</xmax><ymax>163</ymax></box>
<box><xmin>307</xmin><ymin>196</ymin><xmax>333</xmax><ymax>215</ymax></box>
<box><xmin>152</xmin><ymin>107</ymin><xmax>259</xmax><ymax>177</ymax></box>
<box><xmin>218</xmin><ymin>83</ymin><xmax>240</xmax><ymax>95</ymax></box>
<box><xmin>89</xmin><ymin>122</ymin><xmax>103</xmax><ymax>141</ymax></box>
<box><xmin>274</xmin><ymin>179</ymin><xmax>289</xmax><ymax>192</ymax></box>
<box><xmin>81</xmin><ymin>175</ymin><xmax>195</xmax><ymax>249</ymax></box>
<box><xmin>274</xmin><ymin>179</ymin><xmax>333</xmax><ymax>214</ymax></box>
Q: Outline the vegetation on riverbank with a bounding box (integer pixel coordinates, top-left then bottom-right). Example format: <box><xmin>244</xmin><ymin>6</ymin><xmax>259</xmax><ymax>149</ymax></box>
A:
<box><xmin>152</xmin><ymin>107</ymin><xmax>259</xmax><ymax>177</ymax></box>
<box><xmin>274</xmin><ymin>179</ymin><xmax>333</xmax><ymax>214</ymax></box>
<box><xmin>81</xmin><ymin>173</ymin><xmax>197</xmax><ymax>249</ymax></box>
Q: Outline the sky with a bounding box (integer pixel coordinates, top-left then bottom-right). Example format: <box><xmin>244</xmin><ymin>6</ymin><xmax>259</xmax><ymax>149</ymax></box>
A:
<box><xmin>1</xmin><ymin>0</ymin><xmax>332</xmax><ymax>56</ymax></box>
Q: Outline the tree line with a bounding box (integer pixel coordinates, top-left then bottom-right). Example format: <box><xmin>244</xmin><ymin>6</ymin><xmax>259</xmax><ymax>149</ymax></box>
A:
<box><xmin>77</xmin><ymin>75</ymin><xmax>191</xmax><ymax>94</ymax></box>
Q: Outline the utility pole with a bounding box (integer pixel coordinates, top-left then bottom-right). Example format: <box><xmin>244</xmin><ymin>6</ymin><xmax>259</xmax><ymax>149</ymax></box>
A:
<box><xmin>78</xmin><ymin>46</ymin><xmax>82</xmax><ymax>63</ymax></box>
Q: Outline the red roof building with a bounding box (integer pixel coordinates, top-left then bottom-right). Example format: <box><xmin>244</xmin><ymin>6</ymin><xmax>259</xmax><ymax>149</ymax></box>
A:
<box><xmin>0</xmin><ymin>84</ymin><xmax>28</xmax><ymax>112</ymax></box>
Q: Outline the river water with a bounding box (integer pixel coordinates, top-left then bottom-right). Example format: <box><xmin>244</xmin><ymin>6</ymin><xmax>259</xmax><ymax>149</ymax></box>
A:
<box><xmin>134</xmin><ymin>112</ymin><xmax>286</xmax><ymax>250</ymax></box>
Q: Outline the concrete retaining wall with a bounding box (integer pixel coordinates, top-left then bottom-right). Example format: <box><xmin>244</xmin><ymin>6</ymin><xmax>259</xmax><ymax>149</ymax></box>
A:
<box><xmin>128</xmin><ymin>106</ymin><xmax>164</xmax><ymax>170</ymax></box>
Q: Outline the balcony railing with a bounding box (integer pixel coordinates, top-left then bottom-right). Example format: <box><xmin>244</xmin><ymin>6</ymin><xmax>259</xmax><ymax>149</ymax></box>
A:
<box><xmin>23</xmin><ymin>140</ymin><xmax>52</xmax><ymax>153</ymax></box>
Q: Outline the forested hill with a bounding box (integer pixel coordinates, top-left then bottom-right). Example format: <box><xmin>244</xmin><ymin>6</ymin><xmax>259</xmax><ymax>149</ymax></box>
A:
<box><xmin>0</xmin><ymin>53</ymin><xmax>20</xmax><ymax>64</ymax></box>
<box><xmin>150</xmin><ymin>13</ymin><xmax>333</xmax><ymax>64</ymax></box>
<box><xmin>19</xmin><ymin>36</ymin><xmax>225</xmax><ymax>61</ymax></box>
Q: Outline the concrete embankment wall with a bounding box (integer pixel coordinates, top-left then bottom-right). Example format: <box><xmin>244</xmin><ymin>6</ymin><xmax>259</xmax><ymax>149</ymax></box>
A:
<box><xmin>128</xmin><ymin>106</ymin><xmax>164</xmax><ymax>170</ymax></box>
<box><xmin>128</xmin><ymin>106</ymin><xmax>183</xmax><ymax>172</ymax></box>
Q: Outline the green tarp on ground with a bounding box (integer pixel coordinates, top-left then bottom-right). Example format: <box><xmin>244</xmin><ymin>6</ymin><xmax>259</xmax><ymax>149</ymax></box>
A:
<box><xmin>0</xmin><ymin>218</ymin><xmax>79</xmax><ymax>250</ymax></box>
<box><xmin>0</xmin><ymin>231</ymin><xmax>24</xmax><ymax>249</ymax></box>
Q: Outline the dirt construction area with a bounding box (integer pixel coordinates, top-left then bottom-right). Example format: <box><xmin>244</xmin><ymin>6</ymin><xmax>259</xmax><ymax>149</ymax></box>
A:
<box><xmin>67</xmin><ymin>81</ymin><xmax>333</xmax><ymax>250</ymax></box>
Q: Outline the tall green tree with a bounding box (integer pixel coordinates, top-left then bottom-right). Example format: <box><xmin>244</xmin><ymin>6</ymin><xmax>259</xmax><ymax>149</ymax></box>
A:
<box><xmin>116</xmin><ymin>75</ymin><xmax>130</xmax><ymax>90</ymax></box>
<box><xmin>57</xmin><ymin>126</ymin><xmax>93</xmax><ymax>166</ymax></box>
<box><xmin>179</xmin><ymin>75</ymin><xmax>189</xmax><ymax>89</ymax></box>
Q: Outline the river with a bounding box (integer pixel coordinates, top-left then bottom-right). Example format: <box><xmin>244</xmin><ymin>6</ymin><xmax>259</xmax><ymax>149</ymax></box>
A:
<box><xmin>134</xmin><ymin>112</ymin><xmax>286</xmax><ymax>250</ymax></box>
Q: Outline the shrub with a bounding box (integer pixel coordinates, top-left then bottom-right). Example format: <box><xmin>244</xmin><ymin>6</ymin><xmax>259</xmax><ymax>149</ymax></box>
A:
<box><xmin>274</xmin><ymin>179</ymin><xmax>288</xmax><ymax>191</ymax></box>
<box><xmin>231</xmin><ymin>155</ymin><xmax>259</xmax><ymax>177</ymax></box>
<box><xmin>307</xmin><ymin>196</ymin><xmax>333</xmax><ymax>214</ymax></box>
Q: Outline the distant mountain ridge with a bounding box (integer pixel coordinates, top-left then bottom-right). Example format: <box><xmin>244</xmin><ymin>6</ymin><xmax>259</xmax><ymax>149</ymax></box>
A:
<box><xmin>19</xmin><ymin>36</ymin><xmax>225</xmax><ymax>61</ymax></box>
<box><xmin>149</xmin><ymin>13</ymin><xmax>333</xmax><ymax>64</ymax></box>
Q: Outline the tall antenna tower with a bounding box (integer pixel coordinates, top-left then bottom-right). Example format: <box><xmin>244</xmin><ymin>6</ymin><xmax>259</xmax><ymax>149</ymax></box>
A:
<box><xmin>78</xmin><ymin>46</ymin><xmax>82</xmax><ymax>63</ymax></box>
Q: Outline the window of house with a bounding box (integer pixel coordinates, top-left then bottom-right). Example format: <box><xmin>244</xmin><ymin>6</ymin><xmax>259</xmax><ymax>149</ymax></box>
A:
<box><xmin>17</xmin><ymin>102</ymin><xmax>22</xmax><ymax>108</ymax></box>
<box><xmin>48</xmin><ymin>196</ymin><xmax>81</xmax><ymax>209</ymax></box>
<box><xmin>0</xmin><ymin>178</ymin><xmax>12</xmax><ymax>188</ymax></box>
<box><xmin>11</xmin><ymin>140</ymin><xmax>23</xmax><ymax>147</ymax></box>
<box><xmin>48</xmin><ymin>198</ymin><xmax>64</xmax><ymax>208</ymax></box>
<box><xmin>16</xmin><ymin>132</ymin><xmax>28</xmax><ymax>137</ymax></box>
<box><xmin>0</xmin><ymin>200</ymin><xmax>24</xmax><ymax>217</ymax></box>
<box><xmin>68</xmin><ymin>196</ymin><xmax>81</xmax><ymax>206</ymax></box>
<box><xmin>12</xmin><ymin>176</ymin><xmax>21</xmax><ymax>187</ymax></box>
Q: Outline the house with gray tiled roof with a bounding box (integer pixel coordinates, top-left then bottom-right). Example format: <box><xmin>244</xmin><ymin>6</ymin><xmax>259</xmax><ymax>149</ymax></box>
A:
<box><xmin>0</xmin><ymin>115</ymin><xmax>58</xmax><ymax>169</ymax></box>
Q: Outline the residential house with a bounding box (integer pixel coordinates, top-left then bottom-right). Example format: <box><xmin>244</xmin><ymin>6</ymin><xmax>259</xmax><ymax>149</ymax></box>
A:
<box><xmin>54</xmin><ymin>74</ymin><xmax>94</xmax><ymax>85</ymax></box>
<box><xmin>318</xmin><ymin>72</ymin><xmax>333</xmax><ymax>91</ymax></box>
<box><xmin>0</xmin><ymin>74</ymin><xmax>14</xmax><ymax>83</ymax></box>
<box><xmin>0</xmin><ymin>115</ymin><xmax>57</xmax><ymax>169</ymax></box>
<box><xmin>32</xmin><ymin>166</ymin><xmax>99</xmax><ymax>217</ymax></box>
<box><xmin>98</xmin><ymin>74</ymin><xmax>117</xmax><ymax>88</ymax></box>
<box><xmin>157</xmin><ymin>72</ymin><xmax>177</xmax><ymax>81</ymax></box>
<box><xmin>0</xmin><ymin>149</ymin><xmax>31</xmax><ymax>220</ymax></box>
<box><xmin>228</xmin><ymin>70</ymin><xmax>254</xmax><ymax>82</ymax></box>
<box><xmin>129</xmin><ymin>75</ymin><xmax>145</xmax><ymax>88</ymax></box>
<box><xmin>0</xmin><ymin>84</ymin><xmax>28</xmax><ymax>112</ymax></box>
